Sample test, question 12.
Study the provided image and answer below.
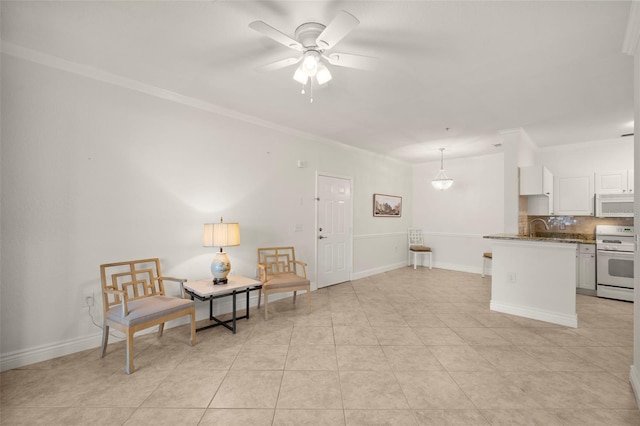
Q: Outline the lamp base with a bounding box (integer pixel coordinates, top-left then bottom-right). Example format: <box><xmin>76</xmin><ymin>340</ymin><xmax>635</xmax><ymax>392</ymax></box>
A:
<box><xmin>211</xmin><ymin>251</ymin><xmax>231</xmax><ymax>284</ymax></box>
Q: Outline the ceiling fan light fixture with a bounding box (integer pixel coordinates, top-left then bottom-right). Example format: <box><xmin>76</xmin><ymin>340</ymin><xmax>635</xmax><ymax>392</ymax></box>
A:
<box><xmin>315</xmin><ymin>62</ymin><xmax>332</xmax><ymax>85</ymax></box>
<box><xmin>293</xmin><ymin>66</ymin><xmax>309</xmax><ymax>84</ymax></box>
<box><xmin>302</xmin><ymin>51</ymin><xmax>320</xmax><ymax>76</ymax></box>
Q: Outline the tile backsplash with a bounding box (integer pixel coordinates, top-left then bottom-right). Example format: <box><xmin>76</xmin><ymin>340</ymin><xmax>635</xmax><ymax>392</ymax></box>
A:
<box><xmin>526</xmin><ymin>215</ymin><xmax>633</xmax><ymax>239</ymax></box>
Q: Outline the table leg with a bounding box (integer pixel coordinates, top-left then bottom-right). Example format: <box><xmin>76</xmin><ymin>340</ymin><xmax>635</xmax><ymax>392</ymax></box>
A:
<box><xmin>232</xmin><ymin>290</ymin><xmax>237</xmax><ymax>334</ymax></box>
<box><xmin>246</xmin><ymin>288</ymin><xmax>250</xmax><ymax>319</ymax></box>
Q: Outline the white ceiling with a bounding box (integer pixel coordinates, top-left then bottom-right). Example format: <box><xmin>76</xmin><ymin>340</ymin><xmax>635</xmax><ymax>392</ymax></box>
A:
<box><xmin>1</xmin><ymin>1</ymin><xmax>634</xmax><ymax>163</ymax></box>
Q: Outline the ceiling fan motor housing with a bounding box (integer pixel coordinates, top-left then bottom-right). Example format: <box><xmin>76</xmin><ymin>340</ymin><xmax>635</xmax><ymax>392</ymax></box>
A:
<box><xmin>294</xmin><ymin>22</ymin><xmax>327</xmax><ymax>50</ymax></box>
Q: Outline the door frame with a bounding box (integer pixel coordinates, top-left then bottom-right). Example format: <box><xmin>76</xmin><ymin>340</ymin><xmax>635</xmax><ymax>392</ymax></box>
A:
<box><xmin>315</xmin><ymin>172</ymin><xmax>354</xmax><ymax>289</ymax></box>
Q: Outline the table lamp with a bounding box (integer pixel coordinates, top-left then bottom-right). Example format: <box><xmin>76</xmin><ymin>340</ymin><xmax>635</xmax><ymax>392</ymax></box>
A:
<box><xmin>203</xmin><ymin>217</ymin><xmax>240</xmax><ymax>284</ymax></box>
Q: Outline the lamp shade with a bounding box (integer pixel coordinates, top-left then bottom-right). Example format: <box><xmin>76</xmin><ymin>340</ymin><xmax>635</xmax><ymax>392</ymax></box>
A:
<box><xmin>203</xmin><ymin>222</ymin><xmax>240</xmax><ymax>248</ymax></box>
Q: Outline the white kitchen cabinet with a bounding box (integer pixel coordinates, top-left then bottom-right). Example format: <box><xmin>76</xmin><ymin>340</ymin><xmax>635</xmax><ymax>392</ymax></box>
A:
<box><xmin>576</xmin><ymin>244</ymin><xmax>596</xmax><ymax>293</ymax></box>
<box><xmin>520</xmin><ymin>165</ymin><xmax>553</xmax><ymax>196</ymax></box>
<box><xmin>553</xmin><ymin>175</ymin><xmax>594</xmax><ymax>216</ymax></box>
<box><xmin>595</xmin><ymin>169</ymin><xmax>634</xmax><ymax>194</ymax></box>
<box><xmin>521</xmin><ymin>166</ymin><xmax>553</xmax><ymax>215</ymax></box>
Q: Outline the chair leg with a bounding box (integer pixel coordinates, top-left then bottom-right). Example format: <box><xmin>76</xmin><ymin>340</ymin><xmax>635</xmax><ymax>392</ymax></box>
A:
<box><xmin>292</xmin><ymin>291</ymin><xmax>297</xmax><ymax>304</ymax></box>
<box><xmin>264</xmin><ymin>294</ymin><xmax>269</xmax><ymax>320</ymax></box>
<box><xmin>189</xmin><ymin>311</ymin><xmax>196</xmax><ymax>346</ymax></box>
<box><xmin>413</xmin><ymin>252</ymin><xmax>417</xmax><ymax>270</ymax></box>
<box><xmin>158</xmin><ymin>323</ymin><xmax>165</xmax><ymax>337</ymax></box>
<box><xmin>482</xmin><ymin>257</ymin><xmax>490</xmax><ymax>278</ymax></box>
<box><xmin>100</xmin><ymin>324</ymin><xmax>109</xmax><ymax>358</ymax></box>
<box><xmin>306</xmin><ymin>288</ymin><xmax>311</xmax><ymax>314</ymax></box>
<box><xmin>125</xmin><ymin>331</ymin><xmax>134</xmax><ymax>374</ymax></box>
<box><xmin>428</xmin><ymin>252</ymin><xmax>432</xmax><ymax>270</ymax></box>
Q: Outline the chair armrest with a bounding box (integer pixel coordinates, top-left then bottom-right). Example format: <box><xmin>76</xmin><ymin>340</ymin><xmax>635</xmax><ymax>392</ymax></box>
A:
<box><xmin>292</xmin><ymin>260</ymin><xmax>308</xmax><ymax>279</ymax></box>
<box><xmin>157</xmin><ymin>276</ymin><xmax>186</xmax><ymax>283</ymax></box>
<box><xmin>104</xmin><ymin>288</ymin><xmax>129</xmax><ymax>316</ymax></box>
<box><xmin>257</xmin><ymin>263</ymin><xmax>268</xmax><ymax>283</ymax></box>
<box><xmin>156</xmin><ymin>276</ymin><xmax>188</xmax><ymax>298</ymax></box>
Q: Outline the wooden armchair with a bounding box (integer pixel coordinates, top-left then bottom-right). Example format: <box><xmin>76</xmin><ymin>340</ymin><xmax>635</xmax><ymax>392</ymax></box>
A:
<box><xmin>100</xmin><ymin>258</ymin><xmax>196</xmax><ymax>374</ymax></box>
<box><xmin>257</xmin><ymin>247</ymin><xmax>311</xmax><ymax>320</ymax></box>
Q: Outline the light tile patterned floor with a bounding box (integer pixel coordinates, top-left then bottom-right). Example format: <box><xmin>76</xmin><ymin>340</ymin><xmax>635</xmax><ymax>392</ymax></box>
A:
<box><xmin>2</xmin><ymin>267</ymin><xmax>639</xmax><ymax>425</ymax></box>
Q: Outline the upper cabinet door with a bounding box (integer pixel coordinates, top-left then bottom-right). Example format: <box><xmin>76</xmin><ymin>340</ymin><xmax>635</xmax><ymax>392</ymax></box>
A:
<box><xmin>595</xmin><ymin>169</ymin><xmax>633</xmax><ymax>194</ymax></box>
<box><xmin>554</xmin><ymin>175</ymin><xmax>594</xmax><ymax>216</ymax></box>
<box><xmin>520</xmin><ymin>165</ymin><xmax>553</xmax><ymax>196</ymax></box>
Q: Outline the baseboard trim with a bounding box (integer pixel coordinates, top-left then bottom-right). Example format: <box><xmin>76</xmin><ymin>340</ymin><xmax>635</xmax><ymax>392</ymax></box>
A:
<box><xmin>490</xmin><ymin>300</ymin><xmax>578</xmax><ymax>328</ymax></box>
<box><xmin>351</xmin><ymin>262</ymin><xmax>407</xmax><ymax>281</ymax></box>
<box><xmin>0</xmin><ymin>333</ymin><xmax>103</xmax><ymax>372</ymax></box>
<box><xmin>0</xmin><ymin>291</ymin><xmax>285</xmax><ymax>372</ymax></box>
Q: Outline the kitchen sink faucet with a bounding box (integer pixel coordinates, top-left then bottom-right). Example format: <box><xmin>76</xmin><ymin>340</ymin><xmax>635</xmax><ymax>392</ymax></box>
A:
<box><xmin>528</xmin><ymin>218</ymin><xmax>550</xmax><ymax>237</ymax></box>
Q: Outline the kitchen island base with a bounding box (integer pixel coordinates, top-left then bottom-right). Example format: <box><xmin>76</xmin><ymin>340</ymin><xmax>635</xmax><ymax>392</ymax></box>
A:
<box><xmin>488</xmin><ymin>238</ymin><xmax>578</xmax><ymax>328</ymax></box>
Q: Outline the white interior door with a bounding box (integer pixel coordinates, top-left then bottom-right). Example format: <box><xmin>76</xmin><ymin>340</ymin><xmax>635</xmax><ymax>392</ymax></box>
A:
<box><xmin>317</xmin><ymin>174</ymin><xmax>352</xmax><ymax>288</ymax></box>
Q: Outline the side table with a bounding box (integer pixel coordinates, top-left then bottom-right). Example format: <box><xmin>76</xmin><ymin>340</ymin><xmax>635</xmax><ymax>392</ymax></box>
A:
<box><xmin>183</xmin><ymin>275</ymin><xmax>262</xmax><ymax>334</ymax></box>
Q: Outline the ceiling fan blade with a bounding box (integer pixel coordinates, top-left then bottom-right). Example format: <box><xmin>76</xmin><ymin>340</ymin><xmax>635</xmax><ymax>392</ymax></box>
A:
<box><xmin>316</xmin><ymin>10</ymin><xmax>359</xmax><ymax>49</ymax></box>
<box><xmin>257</xmin><ymin>56</ymin><xmax>301</xmax><ymax>72</ymax></box>
<box><xmin>249</xmin><ymin>20</ymin><xmax>303</xmax><ymax>51</ymax></box>
<box><xmin>325</xmin><ymin>52</ymin><xmax>376</xmax><ymax>70</ymax></box>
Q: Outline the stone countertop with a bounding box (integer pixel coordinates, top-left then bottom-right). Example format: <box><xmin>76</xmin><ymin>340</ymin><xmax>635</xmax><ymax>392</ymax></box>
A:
<box><xmin>484</xmin><ymin>233</ymin><xmax>596</xmax><ymax>245</ymax></box>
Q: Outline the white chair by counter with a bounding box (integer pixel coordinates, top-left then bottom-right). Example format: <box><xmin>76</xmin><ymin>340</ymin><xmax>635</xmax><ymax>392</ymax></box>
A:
<box><xmin>482</xmin><ymin>252</ymin><xmax>492</xmax><ymax>278</ymax></box>
<box><xmin>408</xmin><ymin>228</ymin><xmax>432</xmax><ymax>270</ymax></box>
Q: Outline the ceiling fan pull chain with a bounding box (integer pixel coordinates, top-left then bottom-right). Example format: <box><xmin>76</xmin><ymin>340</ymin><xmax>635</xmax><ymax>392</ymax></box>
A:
<box><xmin>301</xmin><ymin>82</ymin><xmax>306</xmax><ymax>95</ymax></box>
<box><xmin>310</xmin><ymin>81</ymin><xmax>314</xmax><ymax>103</ymax></box>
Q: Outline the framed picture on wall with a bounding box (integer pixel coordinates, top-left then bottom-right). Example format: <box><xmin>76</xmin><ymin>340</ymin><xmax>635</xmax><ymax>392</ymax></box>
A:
<box><xmin>373</xmin><ymin>193</ymin><xmax>402</xmax><ymax>217</ymax></box>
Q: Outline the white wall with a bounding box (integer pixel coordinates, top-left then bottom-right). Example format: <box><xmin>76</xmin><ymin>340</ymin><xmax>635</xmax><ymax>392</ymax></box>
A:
<box><xmin>0</xmin><ymin>53</ymin><xmax>412</xmax><ymax>369</ymax></box>
<box><xmin>412</xmin><ymin>152</ymin><xmax>504</xmax><ymax>273</ymax></box>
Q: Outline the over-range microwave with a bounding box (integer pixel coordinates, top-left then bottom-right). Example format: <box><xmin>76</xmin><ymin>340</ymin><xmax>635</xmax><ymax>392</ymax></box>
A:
<box><xmin>595</xmin><ymin>193</ymin><xmax>634</xmax><ymax>217</ymax></box>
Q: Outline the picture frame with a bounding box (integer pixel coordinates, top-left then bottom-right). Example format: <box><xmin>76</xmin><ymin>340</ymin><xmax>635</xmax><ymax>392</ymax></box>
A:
<box><xmin>373</xmin><ymin>193</ymin><xmax>402</xmax><ymax>217</ymax></box>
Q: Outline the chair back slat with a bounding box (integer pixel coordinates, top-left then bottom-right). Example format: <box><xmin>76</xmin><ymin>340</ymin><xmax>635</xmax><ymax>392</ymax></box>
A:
<box><xmin>258</xmin><ymin>247</ymin><xmax>296</xmax><ymax>275</ymax></box>
<box><xmin>408</xmin><ymin>228</ymin><xmax>424</xmax><ymax>246</ymax></box>
<box><xmin>100</xmin><ymin>258</ymin><xmax>164</xmax><ymax>313</ymax></box>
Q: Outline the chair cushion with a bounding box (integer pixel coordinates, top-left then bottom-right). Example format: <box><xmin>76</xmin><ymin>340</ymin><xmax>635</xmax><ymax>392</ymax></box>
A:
<box><xmin>483</xmin><ymin>252</ymin><xmax>492</xmax><ymax>259</ymax></box>
<box><xmin>106</xmin><ymin>295</ymin><xmax>194</xmax><ymax>327</ymax></box>
<box><xmin>410</xmin><ymin>245</ymin><xmax>431</xmax><ymax>252</ymax></box>
<box><xmin>263</xmin><ymin>272</ymin><xmax>310</xmax><ymax>290</ymax></box>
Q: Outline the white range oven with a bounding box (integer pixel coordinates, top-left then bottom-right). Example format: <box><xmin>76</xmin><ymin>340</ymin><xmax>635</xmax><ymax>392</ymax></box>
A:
<box><xmin>596</xmin><ymin>225</ymin><xmax>634</xmax><ymax>302</ymax></box>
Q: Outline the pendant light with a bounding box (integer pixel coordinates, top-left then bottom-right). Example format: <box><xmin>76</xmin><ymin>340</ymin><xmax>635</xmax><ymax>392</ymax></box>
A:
<box><xmin>431</xmin><ymin>148</ymin><xmax>453</xmax><ymax>191</ymax></box>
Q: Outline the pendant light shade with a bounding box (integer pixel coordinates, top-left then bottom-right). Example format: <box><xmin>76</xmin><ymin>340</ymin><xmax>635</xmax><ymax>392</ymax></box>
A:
<box><xmin>431</xmin><ymin>148</ymin><xmax>453</xmax><ymax>191</ymax></box>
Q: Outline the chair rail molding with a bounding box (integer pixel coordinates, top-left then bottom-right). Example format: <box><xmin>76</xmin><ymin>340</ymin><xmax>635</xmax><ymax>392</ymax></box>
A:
<box><xmin>352</xmin><ymin>231</ymin><xmax>407</xmax><ymax>240</ymax></box>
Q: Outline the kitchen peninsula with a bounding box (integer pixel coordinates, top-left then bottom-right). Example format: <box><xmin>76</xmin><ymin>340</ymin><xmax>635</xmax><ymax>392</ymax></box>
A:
<box><xmin>483</xmin><ymin>234</ymin><xmax>580</xmax><ymax>328</ymax></box>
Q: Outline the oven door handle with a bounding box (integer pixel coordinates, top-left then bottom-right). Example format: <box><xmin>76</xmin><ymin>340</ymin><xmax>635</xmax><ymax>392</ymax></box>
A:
<box><xmin>597</xmin><ymin>250</ymin><xmax>634</xmax><ymax>258</ymax></box>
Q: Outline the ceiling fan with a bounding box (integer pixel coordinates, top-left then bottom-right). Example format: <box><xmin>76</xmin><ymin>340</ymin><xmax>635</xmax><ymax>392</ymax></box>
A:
<box><xmin>249</xmin><ymin>10</ymin><xmax>373</xmax><ymax>101</ymax></box>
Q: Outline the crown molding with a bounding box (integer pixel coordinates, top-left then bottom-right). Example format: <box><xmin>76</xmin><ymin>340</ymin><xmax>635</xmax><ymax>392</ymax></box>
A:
<box><xmin>0</xmin><ymin>41</ymin><xmax>410</xmax><ymax>166</ymax></box>
<box><xmin>623</xmin><ymin>1</ymin><xmax>640</xmax><ymax>55</ymax></box>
